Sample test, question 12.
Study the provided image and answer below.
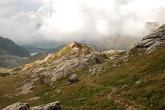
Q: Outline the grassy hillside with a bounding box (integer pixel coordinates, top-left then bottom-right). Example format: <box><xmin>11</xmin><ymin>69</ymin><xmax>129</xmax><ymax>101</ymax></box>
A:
<box><xmin>0</xmin><ymin>47</ymin><xmax>164</xmax><ymax>110</ymax></box>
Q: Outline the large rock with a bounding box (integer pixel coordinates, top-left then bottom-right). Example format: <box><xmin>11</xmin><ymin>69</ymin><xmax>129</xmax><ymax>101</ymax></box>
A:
<box><xmin>2</xmin><ymin>102</ymin><xmax>30</xmax><ymax>110</ymax></box>
<box><xmin>31</xmin><ymin>101</ymin><xmax>61</xmax><ymax>110</ymax></box>
<box><xmin>69</xmin><ymin>41</ymin><xmax>82</xmax><ymax>51</ymax></box>
<box><xmin>2</xmin><ymin>101</ymin><xmax>61</xmax><ymax>110</ymax></box>
<box><xmin>68</xmin><ymin>74</ymin><xmax>78</xmax><ymax>84</ymax></box>
<box><xmin>130</xmin><ymin>24</ymin><xmax>165</xmax><ymax>55</ymax></box>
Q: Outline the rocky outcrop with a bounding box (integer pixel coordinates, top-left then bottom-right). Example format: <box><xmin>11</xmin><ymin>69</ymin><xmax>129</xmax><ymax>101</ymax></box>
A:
<box><xmin>26</xmin><ymin>52</ymin><xmax>106</xmax><ymax>83</ymax></box>
<box><xmin>130</xmin><ymin>24</ymin><xmax>165</xmax><ymax>54</ymax></box>
<box><xmin>15</xmin><ymin>42</ymin><xmax>107</xmax><ymax>95</ymax></box>
<box><xmin>2</xmin><ymin>101</ymin><xmax>61</xmax><ymax>110</ymax></box>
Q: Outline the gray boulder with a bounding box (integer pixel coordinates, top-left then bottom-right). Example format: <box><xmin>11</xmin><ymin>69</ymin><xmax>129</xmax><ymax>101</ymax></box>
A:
<box><xmin>2</xmin><ymin>101</ymin><xmax>61</xmax><ymax>110</ymax></box>
<box><xmin>31</xmin><ymin>101</ymin><xmax>61</xmax><ymax>110</ymax></box>
<box><xmin>68</xmin><ymin>74</ymin><xmax>78</xmax><ymax>84</ymax></box>
<box><xmin>2</xmin><ymin>102</ymin><xmax>30</xmax><ymax>110</ymax></box>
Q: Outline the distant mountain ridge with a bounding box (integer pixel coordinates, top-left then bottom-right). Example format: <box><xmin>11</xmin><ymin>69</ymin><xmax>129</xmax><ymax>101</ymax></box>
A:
<box><xmin>0</xmin><ymin>36</ymin><xmax>30</xmax><ymax>57</ymax></box>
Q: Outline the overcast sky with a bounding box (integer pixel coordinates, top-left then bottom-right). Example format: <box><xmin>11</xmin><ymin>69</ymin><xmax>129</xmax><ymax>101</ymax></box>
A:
<box><xmin>0</xmin><ymin>0</ymin><xmax>165</xmax><ymax>44</ymax></box>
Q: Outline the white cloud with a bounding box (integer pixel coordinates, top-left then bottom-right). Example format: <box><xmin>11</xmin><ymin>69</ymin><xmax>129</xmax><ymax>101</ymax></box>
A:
<box><xmin>0</xmin><ymin>0</ymin><xmax>165</xmax><ymax>44</ymax></box>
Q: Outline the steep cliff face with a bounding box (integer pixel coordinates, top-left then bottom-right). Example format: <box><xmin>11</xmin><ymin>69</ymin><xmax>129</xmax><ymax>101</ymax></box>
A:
<box><xmin>130</xmin><ymin>24</ymin><xmax>165</xmax><ymax>55</ymax></box>
<box><xmin>0</xmin><ymin>36</ymin><xmax>30</xmax><ymax>57</ymax></box>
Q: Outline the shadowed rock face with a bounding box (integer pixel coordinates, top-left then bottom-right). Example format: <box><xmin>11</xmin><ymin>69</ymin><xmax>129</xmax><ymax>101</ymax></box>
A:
<box><xmin>130</xmin><ymin>24</ymin><xmax>165</xmax><ymax>55</ymax></box>
<box><xmin>2</xmin><ymin>101</ymin><xmax>61</xmax><ymax>110</ymax></box>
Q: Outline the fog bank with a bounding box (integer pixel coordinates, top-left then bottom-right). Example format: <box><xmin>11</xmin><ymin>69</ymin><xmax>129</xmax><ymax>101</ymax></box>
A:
<box><xmin>0</xmin><ymin>0</ymin><xmax>165</xmax><ymax>48</ymax></box>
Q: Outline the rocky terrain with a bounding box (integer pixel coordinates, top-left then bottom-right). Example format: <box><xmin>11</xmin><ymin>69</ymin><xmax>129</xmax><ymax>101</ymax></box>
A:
<box><xmin>15</xmin><ymin>41</ymin><xmax>108</xmax><ymax>95</ymax></box>
<box><xmin>0</xmin><ymin>24</ymin><xmax>165</xmax><ymax>110</ymax></box>
<box><xmin>130</xmin><ymin>24</ymin><xmax>165</xmax><ymax>54</ymax></box>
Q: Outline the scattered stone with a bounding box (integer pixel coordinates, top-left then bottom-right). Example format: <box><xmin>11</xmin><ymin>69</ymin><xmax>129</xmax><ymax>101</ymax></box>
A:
<box><xmin>27</xmin><ymin>97</ymin><xmax>40</xmax><ymax>101</ymax></box>
<box><xmin>68</xmin><ymin>74</ymin><xmax>78</xmax><ymax>84</ymax></box>
<box><xmin>69</xmin><ymin>41</ymin><xmax>82</xmax><ymax>51</ymax></box>
<box><xmin>17</xmin><ymin>81</ymin><xmax>34</xmax><ymax>95</ymax></box>
<box><xmin>56</xmin><ymin>89</ymin><xmax>62</xmax><ymax>94</ymax></box>
<box><xmin>135</xmin><ymin>80</ymin><xmax>143</xmax><ymax>86</ymax></box>
<box><xmin>12</xmin><ymin>75</ymin><xmax>18</xmax><ymax>78</ymax></box>
<box><xmin>121</xmin><ymin>85</ymin><xmax>129</xmax><ymax>90</ymax></box>
<box><xmin>36</xmin><ymin>68</ymin><xmax>44</xmax><ymax>73</ymax></box>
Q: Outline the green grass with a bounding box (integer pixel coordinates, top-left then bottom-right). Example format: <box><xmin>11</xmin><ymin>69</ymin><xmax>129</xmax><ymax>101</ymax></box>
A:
<box><xmin>51</xmin><ymin>45</ymin><xmax>73</xmax><ymax>60</ymax></box>
<box><xmin>0</xmin><ymin>47</ymin><xmax>165</xmax><ymax>109</ymax></box>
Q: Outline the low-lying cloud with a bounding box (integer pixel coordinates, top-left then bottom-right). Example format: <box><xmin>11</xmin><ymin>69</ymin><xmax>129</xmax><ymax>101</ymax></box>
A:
<box><xmin>0</xmin><ymin>0</ymin><xmax>165</xmax><ymax>45</ymax></box>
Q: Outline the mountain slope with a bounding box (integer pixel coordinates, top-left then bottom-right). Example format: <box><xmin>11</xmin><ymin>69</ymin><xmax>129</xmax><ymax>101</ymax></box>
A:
<box><xmin>0</xmin><ymin>25</ymin><xmax>165</xmax><ymax>110</ymax></box>
<box><xmin>0</xmin><ymin>36</ymin><xmax>30</xmax><ymax>57</ymax></box>
<box><xmin>0</xmin><ymin>44</ymin><xmax>164</xmax><ymax>110</ymax></box>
